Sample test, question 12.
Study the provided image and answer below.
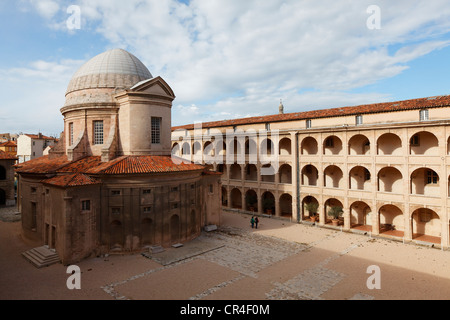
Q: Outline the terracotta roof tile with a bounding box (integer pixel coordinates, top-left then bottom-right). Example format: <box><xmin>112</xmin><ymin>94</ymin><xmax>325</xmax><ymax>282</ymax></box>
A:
<box><xmin>42</xmin><ymin>173</ymin><xmax>101</xmax><ymax>188</ymax></box>
<box><xmin>0</xmin><ymin>150</ymin><xmax>17</xmax><ymax>160</ymax></box>
<box><xmin>15</xmin><ymin>155</ymin><xmax>70</xmax><ymax>174</ymax></box>
<box><xmin>87</xmin><ymin>155</ymin><xmax>205</xmax><ymax>175</ymax></box>
<box><xmin>172</xmin><ymin>94</ymin><xmax>450</xmax><ymax>131</ymax></box>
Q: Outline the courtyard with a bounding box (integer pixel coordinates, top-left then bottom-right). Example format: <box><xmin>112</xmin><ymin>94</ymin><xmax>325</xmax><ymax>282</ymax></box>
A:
<box><xmin>1</xmin><ymin>207</ymin><xmax>450</xmax><ymax>301</ymax></box>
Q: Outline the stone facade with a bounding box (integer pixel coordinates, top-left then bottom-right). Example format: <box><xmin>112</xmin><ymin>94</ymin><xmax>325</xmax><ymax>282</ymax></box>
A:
<box><xmin>172</xmin><ymin>95</ymin><xmax>450</xmax><ymax>248</ymax></box>
<box><xmin>16</xmin><ymin>49</ymin><xmax>221</xmax><ymax>265</ymax></box>
<box><xmin>0</xmin><ymin>150</ymin><xmax>17</xmax><ymax>206</ymax></box>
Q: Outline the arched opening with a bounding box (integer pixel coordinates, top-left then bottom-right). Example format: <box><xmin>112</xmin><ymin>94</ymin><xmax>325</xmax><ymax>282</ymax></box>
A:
<box><xmin>301</xmin><ymin>165</ymin><xmax>318</xmax><ymax>186</ymax></box>
<box><xmin>301</xmin><ymin>137</ymin><xmax>318</xmax><ymax>155</ymax></box>
<box><xmin>324</xmin><ymin>165</ymin><xmax>343</xmax><ymax>188</ymax></box>
<box><xmin>230</xmin><ymin>163</ymin><xmax>241</xmax><ymax>180</ymax></box>
<box><xmin>348</xmin><ymin>134</ymin><xmax>370</xmax><ymax>155</ymax></box>
<box><xmin>221</xmin><ymin>187</ymin><xmax>228</xmax><ymax>206</ymax></box>
<box><xmin>323</xmin><ymin>135</ymin><xmax>343</xmax><ymax>155</ymax></box>
<box><xmin>245</xmin><ymin>189</ymin><xmax>258</xmax><ymax>212</ymax></box>
<box><xmin>181</xmin><ymin>142</ymin><xmax>191</xmax><ymax>156</ymax></box>
<box><xmin>378</xmin><ymin>167</ymin><xmax>403</xmax><ymax>193</ymax></box>
<box><xmin>262</xmin><ymin>191</ymin><xmax>275</xmax><ymax>215</ymax></box>
<box><xmin>261</xmin><ymin>164</ymin><xmax>275</xmax><ymax>183</ymax></box>
<box><xmin>279</xmin><ymin>138</ymin><xmax>291</xmax><ymax>155</ymax></box>
<box><xmin>279</xmin><ymin>164</ymin><xmax>292</xmax><ymax>184</ymax></box>
<box><xmin>279</xmin><ymin>193</ymin><xmax>292</xmax><ymax>218</ymax></box>
<box><xmin>410</xmin><ymin>131</ymin><xmax>439</xmax><ymax>156</ymax></box>
<box><xmin>260</xmin><ymin>138</ymin><xmax>275</xmax><ymax>155</ymax></box>
<box><xmin>350</xmin><ymin>201</ymin><xmax>372</xmax><ymax>231</ymax></box>
<box><xmin>379</xmin><ymin>204</ymin><xmax>404</xmax><ymax>237</ymax></box>
<box><xmin>324</xmin><ymin>198</ymin><xmax>344</xmax><ymax>225</ymax></box>
<box><xmin>302</xmin><ymin>196</ymin><xmax>319</xmax><ymax>221</ymax></box>
<box><xmin>410</xmin><ymin>167</ymin><xmax>439</xmax><ymax>196</ymax></box>
<box><xmin>110</xmin><ymin>220</ymin><xmax>123</xmax><ymax>249</ymax></box>
<box><xmin>411</xmin><ymin>208</ymin><xmax>440</xmax><ymax>244</ymax></box>
<box><xmin>245</xmin><ymin>139</ymin><xmax>257</xmax><ymax>156</ymax></box>
<box><xmin>171</xmin><ymin>143</ymin><xmax>180</xmax><ymax>157</ymax></box>
<box><xmin>192</xmin><ymin>141</ymin><xmax>201</xmax><ymax>157</ymax></box>
<box><xmin>377</xmin><ymin>133</ymin><xmax>402</xmax><ymax>155</ymax></box>
<box><xmin>170</xmin><ymin>215</ymin><xmax>180</xmax><ymax>243</ymax></box>
<box><xmin>245</xmin><ymin>164</ymin><xmax>258</xmax><ymax>181</ymax></box>
<box><xmin>230</xmin><ymin>188</ymin><xmax>242</xmax><ymax>209</ymax></box>
<box><xmin>349</xmin><ymin>166</ymin><xmax>371</xmax><ymax>191</ymax></box>
<box><xmin>141</xmin><ymin>218</ymin><xmax>153</xmax><ymax>246</ymax></box>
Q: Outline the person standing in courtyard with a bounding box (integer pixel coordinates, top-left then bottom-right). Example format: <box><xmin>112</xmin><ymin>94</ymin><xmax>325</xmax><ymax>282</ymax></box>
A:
<box><xmin>251</xmin><ymin>216</ymin><xmax>255</xmax><ymax>228</ymax></box>
<box><xmin>255</xmin><ymin>216</ymin><xmax>259</xmax><ymax>229</ymax></box>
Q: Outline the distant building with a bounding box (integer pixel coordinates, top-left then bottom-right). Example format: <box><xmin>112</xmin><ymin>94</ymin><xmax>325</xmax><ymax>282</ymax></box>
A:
<box><xmin>0</xmin><ymin>150</ymin><xmax>17</xmax><ymax>206</ymax></box>
<box><xmin>16</xmin><ymin>49</ymin><xmax>221</xmax><ymax>265</ymax></box>
<box><xmin>0</xmin><ymin>140</ymin><xmax>17</xmax><ymax>158</ymax></box>
<box><xmin>16</xmin><ymin>133</ymin><xmax>57</xmax><ymax>163</ymax></box>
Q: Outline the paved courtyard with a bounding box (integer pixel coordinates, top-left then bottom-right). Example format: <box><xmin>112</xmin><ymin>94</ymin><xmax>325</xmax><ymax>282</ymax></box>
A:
<box><xmin>1</xmin><ymin>207</ymin><xmax>450</xmax><ymax>301</ymax></box>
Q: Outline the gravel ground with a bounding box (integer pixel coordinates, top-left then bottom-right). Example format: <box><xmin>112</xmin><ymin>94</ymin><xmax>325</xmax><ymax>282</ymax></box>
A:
<box><xmin>1</xmin><ymin>207</ymin><xmax>450</xmax><ymax>302</ymax></box>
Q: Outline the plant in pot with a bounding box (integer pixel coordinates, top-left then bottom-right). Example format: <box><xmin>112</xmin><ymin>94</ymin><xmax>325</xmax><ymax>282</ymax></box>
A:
<box><xmin>263</xmin><ymin>197</ymin><xmax>274</xmax><ymax>215</ymax></box>
<box><xmin>305</xmin><ymin>202</ymin><xmax>319</xmax><ymax>222</ymax></box>
<box><xmin>328</xmin><ymin>206</ymin><xmax>343</xmax><ymax>226</ymax></box>
<box><xmin>245</xmin><ymin>194</ymin><xmax>257</xmax><ymax>212</ymax></box>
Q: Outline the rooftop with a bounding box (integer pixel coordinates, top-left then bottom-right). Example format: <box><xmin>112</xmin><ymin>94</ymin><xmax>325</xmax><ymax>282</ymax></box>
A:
<box><xmin>172</xmin><ymin>94</ymin><xmax>450</xmax><ymax>131</ymax></box>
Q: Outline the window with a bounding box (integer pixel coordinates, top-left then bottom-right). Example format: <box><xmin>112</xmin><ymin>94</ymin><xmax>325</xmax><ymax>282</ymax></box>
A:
<box><xmin>325</xmin><ymin>137</ymin><xmax>334</xmax><ymax>148</ymax></box>
<box><xmin>171</xmin><ymin>186</ymin><xmax>178</xmax><ymax>192</ymax></box>
<box><xmin>420</xmin><ymin>109</ymin><xmax>429</xmax><ymax>121</ymax></box>
<box><xmin>31</xmin><ymin>187</ymin><xmax>37</xmax><ymax>194</ymax></box>
<box><xmin>151</xmin><ymin>117</ymin><xmax>162</xmax><ymax>144</ymax></box>
<box><xmin>411</xmin><ymin>135</ymin><xmax>420</xmax><ymax>146</ymax></box>
<box><xmin>209</xmin><ymin>184</ymin><xmax>214</xmax><ymax>193</ymax></box>
<box><xmin>111</xmin><ymin>190</ymin><xmax>121</xmax><ymax>196</ymax></box>
<box><xmin>426</xmin><ymin>170</ymin><xmax>438</xmax><ymax>184</ymax></box>
<box><xmin>112</xmin><ymin>208</ymin><xmax>121</xmax><ymax>215</ymax></box>
<box><xmin>356</xmin><ymin>115</ymin><xmax>363</xmax><ymax>126</ymax></box>
<box><xmin>143</xmin><ymin>189</ymin><xmax>151</xmax><ymax>194</ymax></box>
<box><xmin>81</xmin><ymin>200</ymin><xmax>91</xmax><ymax>211</ymax></box>
<box><xmin>69</xmin><ymin>122</ymin><xmax>74</xmax><ymax>146</ymax></box>
<box><xmin>306</xmin><ymin>119</ymin><xmax>312</xmax><ymax>129</ymax></box>
<box><xmin>265</xmin><ymin>123</ymin><xmax>270</xmax><ymax>131</ymax></box>
<box><xmin>171</xmin><ymin>203</ymin><xmax>179</xmax><ymax>209</ymax></box>
<box><xmin>93</xmin><ymin>120</ymin><xmax>104</xmax><ymax>145</ymax></box>
<box><xmin>143</xmin><ymin>207</ymin><xmax>152</xmax><ymax>213</ymax></box>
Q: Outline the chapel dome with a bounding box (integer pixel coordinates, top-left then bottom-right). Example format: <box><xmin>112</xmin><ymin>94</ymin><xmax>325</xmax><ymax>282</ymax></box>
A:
<box><xmin>66</xmin><ymin>48</ymin><xmax>153</xmax><ymax>94</ymax></box>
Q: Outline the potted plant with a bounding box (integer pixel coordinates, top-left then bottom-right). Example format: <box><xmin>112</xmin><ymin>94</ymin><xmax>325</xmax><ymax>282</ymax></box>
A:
<box><xmin>305</xmin><ymin>202</ymin><xmax>319</xmax><ymax>222</ymax></box>
<box><xmin>245</xmin><ymin>194</ymin><xmax>257</xmax><ymax>212</ymax></box>
<box><xmin>328</xmin><ymin>206</ymin><xmax>343</xmax><ymax>226</ymax></box>
<box><xmin>262</xmin><ymin>197</ymin><xmax>274</xmax><ymax>215</ymax></box>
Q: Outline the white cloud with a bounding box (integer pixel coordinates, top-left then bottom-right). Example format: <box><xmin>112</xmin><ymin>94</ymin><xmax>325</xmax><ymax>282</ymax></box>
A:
<box><xmin>15</xmin><ymin>0</ymin><xmax>450</xmax><ymax>128</ymax></box>
<box><xmin>29</xmin><ymin>0</ymin><xmax>60</xmax><ymax>19</ymax></box>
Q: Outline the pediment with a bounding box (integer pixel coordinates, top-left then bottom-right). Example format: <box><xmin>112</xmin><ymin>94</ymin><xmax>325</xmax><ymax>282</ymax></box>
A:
<box><xmin>130</xmin><ymin>76</ymin><xmax>175</xmax><ymax>99</ymax></box>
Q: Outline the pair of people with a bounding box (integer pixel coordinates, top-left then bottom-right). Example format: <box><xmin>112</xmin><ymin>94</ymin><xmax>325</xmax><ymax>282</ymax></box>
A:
<box><xmin>250</xmin><ymin>216</ymin><xmax>259</xmax><ymax>229</ymax></box>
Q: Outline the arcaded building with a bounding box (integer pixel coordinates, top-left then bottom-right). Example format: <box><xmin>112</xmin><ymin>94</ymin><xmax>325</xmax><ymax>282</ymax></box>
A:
<box><xmin>16</xmin><ymin>49</ymin><xmax>221</xmax><ymax>265</ymax></box>
<box><xmin>172</xmin><ymin>96</ymin><xmax>450</xmax><ymax>248</ymax></box>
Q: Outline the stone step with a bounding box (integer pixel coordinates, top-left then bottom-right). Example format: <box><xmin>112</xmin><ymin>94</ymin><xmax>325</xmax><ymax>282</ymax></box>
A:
<box><xmin>22</xmin><ymin>246</ymin><xmax>60</xmax><ymax>268</ymax></box>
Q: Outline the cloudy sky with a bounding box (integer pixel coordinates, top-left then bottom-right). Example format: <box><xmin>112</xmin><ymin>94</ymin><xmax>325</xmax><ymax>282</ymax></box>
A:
<box><xmin>1</xmin><ymin>0</ymin><xmax>450</xmax><ymax>136</ymax></box>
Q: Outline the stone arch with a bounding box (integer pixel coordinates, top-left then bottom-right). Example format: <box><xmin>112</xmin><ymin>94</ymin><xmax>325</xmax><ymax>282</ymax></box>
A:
<box><xmin>301</xmin><ymin>164</ymin><xmax>318</xmax><ymax>186</ymax></box>
<box><xmin>409</xmin><ymin>131</ymin><xmax>439</xmax><ymax>156</ymax></box>
<box><xmin>302</xmin><ymin>195</ymin><xmax>319</xmax><ymax>220</ymax></box>
<box><xmin>324</xmin><ymin>198</ymin><xmax>344</xmax><ymax>224</ymax></box>
<box><xmin>301</xmin><ymin>137</ymin><xmax>318</xmax><ymax>155</ymax></box>
<box><xmin>411</xmin><ymin>208</ymin><xmax>441</xmax><ymax>243</ymax></box>
<box><xmin>230</xmin><ymin>163</ymin><xmax>242</xmax><ymax>180</ymax></box>
<box><xmin>245</xmin><ymin>164</ymin><xmax>258</xmax><ymax>181</ymax></box>
<box><xmin>377</xmin><ymin>133</ymin><xmax>402</xmax><ymax>155</ymax></box>
<box><xmin>324</xmin><ymin>165</ymin><xmax>343</xmax><ymax>188</ymax></box>
<box><xmin>349</xmin><ymin>166</ymin><xmax>371</xmax><ymax>191</ymax></box>
<box><xmin>348</xmin><ymin>134</ymin><xmax>370</xmax><ymax>155</ymax></box>
<box><xmin>378</xmin><ymin>167</ymin><xmax>403</xmax><ymax>193</ymax></box>
<box><xmin>262</xmin><ymin>191</ymin><xmax>275</xmax><ymax>215</ymax></box>
<box><xmin>350</xmin><ymin>201</ymin><xmax>372</xmax><ymax>230</ymax></box>
<box><xmin>279</xmin><ymin>137</ymin><xmax>291</xmax><ymax>155</ymax></box>
<box><xmin>279</xmin><ymin>193</ymin><xmax>292</xmax><ymax>217</ymax></box>
<box><xmin>410</xmin><ymin>167</ymin><xmax>439</xmax><ymax>196</ymax></box>
<box><xmin>245</xmin><ymin>189</ymin><xmax>258</xmax><ymax>212</ymax></box>
<box><xmin>279</xmin><ymin>164</ymin><xmax>292</xmax><ymax>184</ymax></box>
<box><xmin>378</xmin><ymin>204</ymin><xmax>404</xmax><ymax>236</ymax></box>
<box><xmin>323</xmin><ymin>135</ymin><xmax>343</xmax><ymax>155</ymax></box>
<box><xmin>0</xmin><ymin>165</ymin><xmax>6</xmax><ymax>180</ymax></box>
<box><xmin>230</xmin><ymin>188</ymin><xmax>242</xmax><ymax>209</ymax></box>
<box><xmin>221</xmin><ymin>186</ymin><xmax>228</xmax><ymax>206</ymax></box>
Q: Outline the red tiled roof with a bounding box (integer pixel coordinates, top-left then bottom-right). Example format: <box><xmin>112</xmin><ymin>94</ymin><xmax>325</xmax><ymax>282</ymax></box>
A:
<box><xmin>0</xmin><ymin>141</ymin><xmax>17</xmax><ymax>147</ymax></box>
<box><xmin>172</xmin><ymin>94</ymin><xmax>450</xmax><ymax>131</ymax></box>
<box><xmin>87</xmin><ymin>155</ymin><xmax>205</xmax><ymax>175</ymax></box>
<box><xmin>42</xmin><ymin>173</ymin><xmax>101</xmax><ymax>188</ymax></box>
<box><xmin>25</xmin><ymin>134</ymin><xmax>58</xmax><ymax>140</ymax></box>
<box><xmin>0</xmin><ymin>150</ymin><xmax>17</xmax><ymax>160</ymax></box>
<box><xmin>15</xmin><ymin>154</ymin><xmax>205</xmax><ymax>176</ymax></box>
<box><xmin>14</xmin><ymin>155</ymin><xmax>70</xmax><ymax>174</ymax></box>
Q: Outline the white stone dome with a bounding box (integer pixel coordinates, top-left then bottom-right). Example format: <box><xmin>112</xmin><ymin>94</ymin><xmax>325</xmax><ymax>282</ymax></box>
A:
<box><xmin>66</xmin><ymin>48</ymin><xmax>153</xmax><ymax>94</ymax></box>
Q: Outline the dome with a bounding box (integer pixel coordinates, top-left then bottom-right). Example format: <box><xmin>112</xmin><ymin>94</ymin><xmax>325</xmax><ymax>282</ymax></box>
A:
<box><xmin>66</xmin><ymin>48</ymin><xmax>153</xmax><ymax>94</ymax></box>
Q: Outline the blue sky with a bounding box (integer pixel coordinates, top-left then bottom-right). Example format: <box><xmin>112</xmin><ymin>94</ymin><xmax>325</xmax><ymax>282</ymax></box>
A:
<box><xmin>1</xmin><ymin>0</ymin><xmax>450</xmax><ymax>136</ymax></box>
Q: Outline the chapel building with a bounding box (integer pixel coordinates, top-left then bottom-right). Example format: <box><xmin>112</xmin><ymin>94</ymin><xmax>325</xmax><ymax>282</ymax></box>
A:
<box><xmin>16</xmin><ymin>49</ymin><xmax>221</xmax><ymax>265</ymax></box>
